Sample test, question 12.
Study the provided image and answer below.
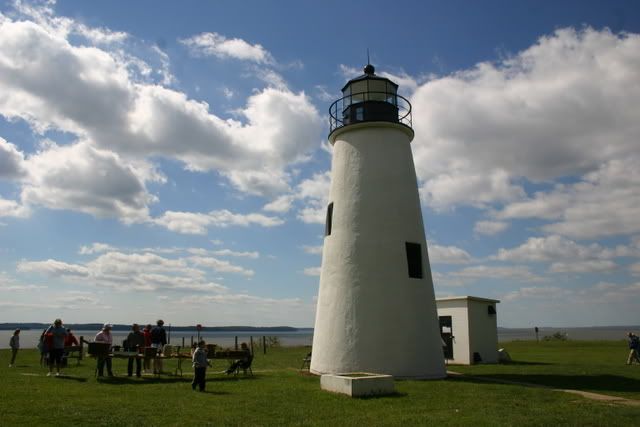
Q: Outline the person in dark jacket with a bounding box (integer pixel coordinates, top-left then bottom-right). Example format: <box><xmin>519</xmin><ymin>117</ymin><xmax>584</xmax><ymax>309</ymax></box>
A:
<box><xmin>9</xmin><ymin>329</ymin><xmax>20</xmax><ymax>367</ymax></box>
<box><xmin>126</xmin><ymin>323</ymin><xmax>146</xmax><ymax>377</ymax></box>
<box><xmin>151</xmin><ymin>319</ymin><xmax>167</xmax><ymax>374</ymax></box>
<box><xmin>627</xmin><ymin>332</ymin><xmax>640</xmax><ymax>365</ymax></box>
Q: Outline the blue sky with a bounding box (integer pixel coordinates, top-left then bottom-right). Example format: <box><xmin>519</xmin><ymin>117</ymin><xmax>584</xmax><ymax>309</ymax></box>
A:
<box><xmin>1</xmin><ymin>0</ymin><xmax>639</xmax><ymax>327</ymax></box>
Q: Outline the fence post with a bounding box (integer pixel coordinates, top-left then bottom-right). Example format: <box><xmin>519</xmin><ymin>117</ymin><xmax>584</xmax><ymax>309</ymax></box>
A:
<box><xmin>235</xmin><ymin>336</ymin><xmax>238</xmax><ymax>350</ymax></box>
<box><xmin>250</xmin><ymin>336</ymin><xmax>254</xmax><ymax>355</ymax></box>
<box><xmin>263</xmin><ymin>336</ymin><xmax>267</xmax><ymax>355</ymax></box>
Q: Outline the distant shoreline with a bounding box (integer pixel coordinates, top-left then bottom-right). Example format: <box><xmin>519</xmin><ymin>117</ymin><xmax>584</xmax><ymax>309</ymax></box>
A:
<box><xmin>0</xmin><ymin>323</ymin><xmax>307</xmax><ymax>332</ymax></box>
<box><xmin>2</xmin><ymin>323</ymin><xmax>638</xmax><ymax>332</ymax></box>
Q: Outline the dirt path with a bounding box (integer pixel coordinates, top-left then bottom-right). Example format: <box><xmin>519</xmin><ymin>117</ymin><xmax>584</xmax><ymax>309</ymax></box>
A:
<box><xmin>447</xmin><ymin>370</ymin><xmax>640</xmax><ymax>407</ymax></box>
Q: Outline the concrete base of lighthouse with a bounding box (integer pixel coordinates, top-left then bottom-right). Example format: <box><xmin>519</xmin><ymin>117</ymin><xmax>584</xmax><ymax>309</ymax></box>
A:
<box><xmin>310</xmin><ymin>122</ymin><xmax>446</xmax><ymax>380</ymax></box>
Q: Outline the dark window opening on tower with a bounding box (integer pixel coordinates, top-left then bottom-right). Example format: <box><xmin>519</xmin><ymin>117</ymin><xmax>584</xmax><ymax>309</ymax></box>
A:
<box><xmin>325</xmin><ymin>202</ymin><xmax>334</xmax><ymax>236</ymax></box>
<box><xmin>405</xmin><ymin>242</ymin><xmax>423</xmax><ymax>279</ymax></box>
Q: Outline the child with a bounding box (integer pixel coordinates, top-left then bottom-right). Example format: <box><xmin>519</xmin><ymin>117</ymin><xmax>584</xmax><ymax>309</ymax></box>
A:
<box><xmin>9</xmin><ymin>329</ymin><xmax>20</xmax><ymax>367</ymax></box>
<box><xmin>192</xmin><ymin>340</ymin><xmax>210</xmax><ymax>392</ymax></box>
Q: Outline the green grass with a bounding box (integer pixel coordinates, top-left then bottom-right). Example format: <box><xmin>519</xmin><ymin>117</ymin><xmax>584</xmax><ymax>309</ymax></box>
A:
<box><xmin>0</xmin><ymin>342</ymin><xmax>639</xmax><ymax>426</ymax></box>
<box><xmin>453</xmin><ymin>340</ymin><xmax>640</xmax><ymax>400</ymax></box>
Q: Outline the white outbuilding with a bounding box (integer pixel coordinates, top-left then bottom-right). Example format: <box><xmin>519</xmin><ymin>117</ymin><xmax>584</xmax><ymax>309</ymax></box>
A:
<box><xmin>436</xmin><ymin>296</ymin><xmax>500</xmax><ymax>365</ymax></box>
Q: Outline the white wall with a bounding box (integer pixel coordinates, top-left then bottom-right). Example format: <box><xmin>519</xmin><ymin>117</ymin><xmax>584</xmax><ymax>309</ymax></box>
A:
<box><xmin>468</xmin><ymin>300</ymin><xmax>499</xmax><ymax>363</ymax></box>
<box><xmin>311</xmin><ymin>122</ymin><xmax>445</xmax><ymax>379</ymax></box>
<box><xmin>437</xmin><ymin>300</ymin><xmax>471</xmax><ymax>365</ymax></box>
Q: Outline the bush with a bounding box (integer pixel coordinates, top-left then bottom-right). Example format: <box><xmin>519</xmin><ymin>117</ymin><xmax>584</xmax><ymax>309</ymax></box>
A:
<box><xmin>543</xmin><ymin>332</ymin><xmax>568</xmax><ymax>341</ymax></box>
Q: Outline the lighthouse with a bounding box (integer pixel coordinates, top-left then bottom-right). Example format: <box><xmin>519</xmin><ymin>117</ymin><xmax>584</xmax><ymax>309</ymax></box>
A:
<box><xmin>310</xmin><ymin>63</ymin><xmax>446</xmax><ymax>379</ymax></box>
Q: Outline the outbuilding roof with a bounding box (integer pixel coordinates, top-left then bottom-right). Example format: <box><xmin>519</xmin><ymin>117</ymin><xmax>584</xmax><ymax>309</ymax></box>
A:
<box><xmin>436</xmin><ymin>295</ymin><xmax>500</xmax><ymax>304</ymax></box>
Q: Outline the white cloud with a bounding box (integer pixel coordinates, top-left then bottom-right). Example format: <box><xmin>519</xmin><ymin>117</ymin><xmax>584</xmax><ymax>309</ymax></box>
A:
<box><xmin>211</xmin><ymin>249</ymin><xmax>259</xmax><ymax>259</ymax></box>
<box><xmin>303</xmin><ymin>267</ymin><xmax>321</xmax><ymax>277</ymax></box>
<box><xmin>428</xmin><ymin>244</ymin><xmax>472</xmax><ymax>264</ymax></box>
<box><xmin>474</xmin><ymin>220</ymin><xmax>510</xmax><ymax>236</ymax></box>
<box><xmin>493</xmin><ymin>235</ymin><xmax>638</xmax><ymax>263</ymax></box>
<box><xmin>0</xmin><ymin>137</ymin><xmax>27</xmax><ymax>179</ymax></box>
<box><xmin>21</xmin><ymin>142</ymin><xmax>162</xmax><ymax>223</ymax></box>
<box><xmin>549</xmin><ymin>260</ymin><xmax>617</xmax><ymax>274</ymax></box>
<box><xmin>295</xmin><ymin>171</ymin><xmax>331</xmax><ymax>224</ymax></box>
<box><xmin>79</xmin><ymin>243</ymin><xmax>115</xmax><ymax>255</ymax></box>
<box><xmin>503</xmin><ymin>286</ymin><xmax>570</xmax><ymax>302</ymax></box>
<box><xmin>631</xmin><ymin>263</ymin><xmax>640</xmax><ymax>277</ymax></box>
<box><xmin>303</xmin><ymin>245</ymin><xmax>323</xmax><ymax>255</ymax></box>
<box><xmin>190</xmin><ymin>256</ymin><xmax>254</xmax><ymax>277</ymax></box>
<box><xmin>17</xmin><ymin>259</ymin><xmax>89</xmax><ymax>277</ymax></box>
<box><xmin>180</xmin><ymin>32</ymin><xmax>274</xmax><ymax>64</ymax></box>
<box><xmin>498</xmin><ymin>159</ymin><xmax>640</xmax><ymax>239</ymax></box>
<box><xmin>411</xmin><ymin>28</ymin><xmax>640</xmax><ymax>211</ymax></box>
<box><xmin>450</xmin><ymin>265</ymin><xmax>543</xmax><ymax>282</ymax></box>
<box><xmin>263</xmin><ymin>195</ymin><xmax>294</xmax><ymax>213</ymax></box>
<box><xmin>0</xmin><ymin>10</ymin><xmax>324</xmax><ymax>224</ymax></box>
<box><xmin>155</xmin><ymin>209</ymin><xmax>284</xmax><ymax>235</ymax></box>
<box><xmin>0</xmin><ymin>197</ymin><xmax>29</xmax><ymax>218</ymax></box>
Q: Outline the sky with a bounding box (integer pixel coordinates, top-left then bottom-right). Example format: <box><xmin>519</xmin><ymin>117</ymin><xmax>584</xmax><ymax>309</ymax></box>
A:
<box><xmin>0</xmin><ymin>0</ymin><xmax>639</xmax><ymax>328</ymax></box>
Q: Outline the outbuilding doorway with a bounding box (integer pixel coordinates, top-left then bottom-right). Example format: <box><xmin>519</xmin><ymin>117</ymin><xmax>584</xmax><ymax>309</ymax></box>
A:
<box><xmin>439</xmin><ymin>315</ymin><xmax>454</xmax><ymax>360</ymax></box>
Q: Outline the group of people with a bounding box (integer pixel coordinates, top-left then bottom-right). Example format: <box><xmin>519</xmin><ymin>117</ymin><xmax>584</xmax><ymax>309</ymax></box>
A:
<box><xmin>34</xmin><ymin>319</ymin><xmax>79</xmax><ymax>376</ymax></box>
<box><xmin>93</xmin><ymin>319</ymin><xmax>167</xmax><ymax>377</ymax></box>
<box><xmin>8</xmin><ymin>317</ymin><xmax>252</xmax><ymax>390</ymax></box>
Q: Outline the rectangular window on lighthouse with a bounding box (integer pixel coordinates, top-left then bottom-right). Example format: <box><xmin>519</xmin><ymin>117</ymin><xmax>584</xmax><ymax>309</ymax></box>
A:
<box><xmin>325</xmin><ymin>202</ymin><xmax>334</xmax><ymax>236</ymax></box>
<box><xmin>405</xmin><ymin>242</ymin><xmax>423</xmax><ymax>279</ymax></box>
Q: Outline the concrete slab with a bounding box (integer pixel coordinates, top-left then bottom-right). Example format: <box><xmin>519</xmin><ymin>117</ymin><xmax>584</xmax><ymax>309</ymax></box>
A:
<box><xmin>320</xmin><ymin>373</ymin><xmax>395</xmax><ymax>397</ymax></box>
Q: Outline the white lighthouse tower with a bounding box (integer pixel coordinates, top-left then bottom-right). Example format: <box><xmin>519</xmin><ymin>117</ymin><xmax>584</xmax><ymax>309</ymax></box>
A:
<box><xmin>310</xmin><ymin>63</ymin><xmax>445</xmax><ymax>379</ymax></box>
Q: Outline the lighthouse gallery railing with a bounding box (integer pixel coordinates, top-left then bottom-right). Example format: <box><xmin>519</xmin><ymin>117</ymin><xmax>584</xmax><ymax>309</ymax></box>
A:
<box><xmin>329</xmin><ymin>91</ymin><xmax>412</xmax><ymax>134</ymax></box>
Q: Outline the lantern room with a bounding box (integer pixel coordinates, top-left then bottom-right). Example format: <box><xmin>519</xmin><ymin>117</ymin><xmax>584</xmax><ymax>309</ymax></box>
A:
<box><xmin>329</xmin><ymin>63</ymin><xmax>413</xmax><ymax>140</ymax></box>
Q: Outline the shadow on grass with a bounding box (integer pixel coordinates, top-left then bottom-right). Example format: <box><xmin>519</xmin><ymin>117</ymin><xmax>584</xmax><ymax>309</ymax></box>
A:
<box><xmin>451</xmin><ymin>373</ymin><xmax>640</xmax><ymax>394</ymax></box>
<box><xmin>206</xmin><ymin>375</ymin><xmax>258</xmax><ymax>383</ymax></box>
<box><xmin>54</xmin><ymin>375</ymin><xmax>88</xmax><ymax>382</ymax></box>
<box><xmin>197</xmin><ymin>390</ymin><xmax>231</xmax><ymax>395</ymax></box>
<box><xmin>500</xmin><ymin>361</ymin><xmax>553</xmax><ymax>366</ymax></box>
<box><xmin>356</xmin><ymin>391</ymin><xmax>408</xmax><ymax>400</ymax></box>
<box><xmin>96</xmin><ymin>376</ymin><xmax>190</xmax><ymax>385</ymax></box>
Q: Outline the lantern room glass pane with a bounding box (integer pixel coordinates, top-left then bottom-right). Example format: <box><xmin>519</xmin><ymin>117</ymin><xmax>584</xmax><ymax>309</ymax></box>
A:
<box><xmin>368</xmin><ymin>79</ymin><xmax>387</xmax><ymax>101</ymax></box>
<box><xmin>349</xmin><ymin>80</ymin><xmax>367</xmax><ymax>97</ymax></box>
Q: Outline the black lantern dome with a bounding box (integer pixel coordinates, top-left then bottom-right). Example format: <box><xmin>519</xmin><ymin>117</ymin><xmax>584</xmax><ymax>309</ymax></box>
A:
<box><xmin>329</xmin><ymin>63</ymin><xmax>412</xmax><ymax>139</ymax></box>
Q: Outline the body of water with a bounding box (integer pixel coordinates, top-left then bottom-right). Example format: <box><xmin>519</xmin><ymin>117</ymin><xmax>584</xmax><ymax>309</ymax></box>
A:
<box><xmin>0</xmin><ymin>328</ymin><xmax>314</xmax><ymax>350</ymax></box>
<box><xmin>1</xmin><ymin>326</ymin><xmax>636</xmax><ymax>350</ymax></box>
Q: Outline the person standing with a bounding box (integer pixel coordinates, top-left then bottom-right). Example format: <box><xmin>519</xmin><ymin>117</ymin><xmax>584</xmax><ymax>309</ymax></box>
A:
<box><xmin>142</xmin><ymin>324</ymin><xmax>152</xmax><ymax>373</ymax></box>
<box><xmin>9</xmin><ymin>329</ymin><xmax>20</xmax><ymax>367</ymax></box>
<box><xmin>95</xmin><ymin>323</ymin><xmax>114</xmax><ymax>377</ymax></box>
<box><xmin>126</xmin><ymin>323</ymin><xmax>145</xmax><ymax>377</ymax></box>
<box><xmin>37</xmin><ymin>329</ymin><xmax>48</xmax><ymax>367</ymax></box>
<box><xmin>45</xmin><ymin>319</ymin><xmax>67</xmax><ymax>376</ymax></box>
<box><xmin>191</xmin><ymin>340</ymin><xmax>210</xmax><ymax>392</ymax></box>
<box><xmin>627</xmin><ymin>332</ymin><xmax>640</xmax><ymax>365</ymax></box>
<box><xmin>151</xmin><ymin>319</ymin><xmax>167</xmax><ymax>374</ymax></box>
<box><xmin>64</xmin><ymin>329</ymin><xmax>79</xmax><ymax>347</ymax></box>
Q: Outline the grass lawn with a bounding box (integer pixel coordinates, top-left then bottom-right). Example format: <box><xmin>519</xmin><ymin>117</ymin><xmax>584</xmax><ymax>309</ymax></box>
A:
<box><xmin>0</xmin><ymin>341</ymin><xmax>638</xmax><ymax>426</ymax></box>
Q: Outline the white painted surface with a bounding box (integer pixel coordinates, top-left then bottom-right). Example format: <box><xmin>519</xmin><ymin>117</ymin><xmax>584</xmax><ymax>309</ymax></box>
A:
<box><xmin>320</xmin><ymin>373</ymin><xmax>395</xmax><ymax>397</ymax></box>
<box><xmin>311</xmin><ymin>122</ymin><xmax>446</xmax><ymax>379</ymax></box>
<box><xmin>436</xmin><ymin>296</ymin><xmax>499</xmax><ymax>365</ymax></box>
<box><xmin>436</xmin><ymin>300</ymin><xmax>471</xmax><ymax>365</ymax></box>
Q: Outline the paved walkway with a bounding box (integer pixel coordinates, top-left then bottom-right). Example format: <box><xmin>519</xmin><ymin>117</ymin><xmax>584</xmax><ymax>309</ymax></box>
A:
<box><xmin>447</xmin><ymin>370</ymin><xmax>640</xmax><ymax>407</ymax></box>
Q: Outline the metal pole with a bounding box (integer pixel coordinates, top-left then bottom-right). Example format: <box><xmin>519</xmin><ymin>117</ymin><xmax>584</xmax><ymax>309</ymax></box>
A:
<box><xmin>235</xmin><ymin>336</ymin><xmax>238</xmax><ymax>350</ymax></box>
<box><xmin>263</xmin><ymin>336</ymin><xmax>266</xmax><ymax>355</ymax></box>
